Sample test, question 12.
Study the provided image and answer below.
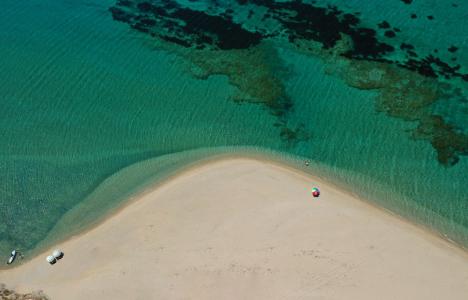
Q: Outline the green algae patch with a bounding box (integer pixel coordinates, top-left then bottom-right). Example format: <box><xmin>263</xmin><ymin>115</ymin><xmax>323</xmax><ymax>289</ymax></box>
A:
<box><xmin>328</xmin><ymin>52</ymin><xmax>468</xmax><ymax>167</ymax></box>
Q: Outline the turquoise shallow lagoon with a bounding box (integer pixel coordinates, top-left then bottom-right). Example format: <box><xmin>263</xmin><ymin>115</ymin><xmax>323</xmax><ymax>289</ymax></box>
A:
<box><xmin>0</xmin><ymin>0</ymin><xmax>467</xmax><ymax>259</ymax></box>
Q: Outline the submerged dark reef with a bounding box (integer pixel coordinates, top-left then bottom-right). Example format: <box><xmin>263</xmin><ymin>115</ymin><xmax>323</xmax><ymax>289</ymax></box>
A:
<box><xmin>109</xmin><ymin>0</ymin><xmax>467</xmax><ymax>166</ymax></box>
<box><xmin>111</xmin><ymin>0</ymin><xmax>263</xmax><ymax>50</ymax></box>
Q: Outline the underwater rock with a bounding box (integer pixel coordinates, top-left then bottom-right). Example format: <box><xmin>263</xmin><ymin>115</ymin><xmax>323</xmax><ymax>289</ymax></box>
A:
<box><xmin>400</xmin><ymin>43</ymin><xmax>415</xmax><ymax>50</ymax></box>
<box><xmin>448</xmin><ymin>45</ymin><xmax>459</xmax><ymax>53</ymax></box>
<box><xmin>384</xmin><ymin>30</ymin><xmax>396</xmax><ymax>38</ymax></box>
<box><xmin>112</xmin><ymin>0</ymin><xmax>263</xmax><ymax>50</ymax></box>
<box><xmin>378</xmin><ymin>21</ymin><xmax>391</xmax><ymax>29</ymax></box>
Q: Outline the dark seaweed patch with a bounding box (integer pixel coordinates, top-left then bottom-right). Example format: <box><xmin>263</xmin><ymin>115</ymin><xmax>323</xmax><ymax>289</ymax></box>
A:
<box><xmin>378</xmin><ymin>21</ymin><xmax>391</xmax><ymax>29</ymax></box>
<box><xmin>111</xmin><ymin>1</ymin><xmax>262</xmax><ymax>50</ymax></box>
<box><xmin>109</xmin><ymin>7</ymin><xmax>131</xmax><ymax>22</ymax></box>
<box><xmin>384</xmin><ymin>30</ymin><xmax>396</xmax><ymax>38</ymax></box>
<box><xmin>448</xmin><ymin>45</ymin><xmax>459</xmax><ymax>53</ymax></box>
<box><xmin>398</xmin><ymin>54</ymin><xmax>466</xmax><ymax>80</ymax></box>
<box><xmin>410</xmin><ymin>13</ymin><xmax>417</xmax><ymax>19</ymax></box>
<box><xmin>399</xmin><ymin>59</ymin><xmax>438</xmax><ymax>78</ymax></box>
<box><xmin>406</xmin><ymin>50</ymin><xmax>418</xmax><ymax>57</ymax></box>
<box><xmin>400</xmin><ymin>43</ymin><xmax>415</xmax><ymax>50</ymax></box>
<box><xmin>235</xmin><ymin>0</ymin><xmax>395</xmax><ymax>58</ymax></box>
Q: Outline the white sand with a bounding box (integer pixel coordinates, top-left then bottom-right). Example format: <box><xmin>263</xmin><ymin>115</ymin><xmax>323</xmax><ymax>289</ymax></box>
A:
<box><xmin>1</xmin><ymin>158</ymin><xmax>467</xmax><ymax>299</ymax></box>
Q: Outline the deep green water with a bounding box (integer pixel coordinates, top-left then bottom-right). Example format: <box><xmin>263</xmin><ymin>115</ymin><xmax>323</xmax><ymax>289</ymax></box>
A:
<box><xmin>0</xmin><ymin>0</ymin><xmax>467</xmax><ymax>260</ymax></box>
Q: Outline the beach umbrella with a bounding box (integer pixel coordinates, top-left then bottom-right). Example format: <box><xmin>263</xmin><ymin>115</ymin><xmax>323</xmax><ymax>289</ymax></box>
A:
<box><xmin>52</xmin><ymin>249</ymin><xmax>64</xmax><ymax>260</ymax></box>
<box><xmin>46</xmin><ymin>255</ymin><xmax>56</xmax><ymax>265</ymax></box>
<box><xmin>312</xmin><ymin>187</ymin><xmax>320</xmax><ymax>197</ymax></box>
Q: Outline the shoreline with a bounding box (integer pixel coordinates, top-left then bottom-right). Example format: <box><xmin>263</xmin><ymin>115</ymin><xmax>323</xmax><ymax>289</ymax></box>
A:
<box><xmin>0</xmin><ymin>157</ymin><xmax>467</xmax><ymax>299</ymax></box>
<box><xmin>42</xmin><ymin>153</ymin><xmax>468</xmax><ymax>255</ymax></box>
<box><xmin>2</xmin><ymin>152</ymin><xmax>467</xmax><ymax>271</ymax></box>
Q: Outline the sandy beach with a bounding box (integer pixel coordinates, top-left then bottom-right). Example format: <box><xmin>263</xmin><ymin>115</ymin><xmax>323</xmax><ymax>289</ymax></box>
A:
<box><xmin>1</xmin><ymin>158</ymin><xmax>467</xmax><ymax>299</ymax></box>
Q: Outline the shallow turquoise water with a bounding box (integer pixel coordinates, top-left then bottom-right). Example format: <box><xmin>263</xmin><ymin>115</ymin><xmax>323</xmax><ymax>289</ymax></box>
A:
<box><xmin>0</xmin><ymin>0</ymin><xmax>467</xmax><ymax>259</ymax></box>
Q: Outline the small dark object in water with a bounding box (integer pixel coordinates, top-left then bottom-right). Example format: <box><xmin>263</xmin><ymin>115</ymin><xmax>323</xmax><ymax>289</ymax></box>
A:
<box><xmin>401</xmin><ymin>0</ymin><xmax>413</xmax><ymax>4</ymax></box>
<box><xmin>448</xmin><ymin>46</ymin><xmax>459</xmax><ymax>53</ymax></box>
<box><xmin>427</xmin><ymin>15</ymin><xmax>434</xmax><ymax>20</ymax></box>
<box><xmin>384</xmin><ymin>30</ymin><xmax>396</xmax><ymax>38</ymax></box>
<box><xmin>400</xmin><ymin>43</ymin><xmax>414</xmax><ymax>50</ymax></box>
<box><xmin>411</xmin><ymin>13</ymin><xmax>417</xmax><ymax>19</ymax></box>
<box><xmin>407</xmin><ymin>50</ymin><xmax>418</xmax><ymax>57</ymax></box>
<box><xmin>378</xmin><ymin>21</ymin><xmax>391</xmax><ymax>29</ymax></box>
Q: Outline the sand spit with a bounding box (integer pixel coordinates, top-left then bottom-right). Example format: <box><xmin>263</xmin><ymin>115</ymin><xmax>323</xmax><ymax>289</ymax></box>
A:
<box><xmin>1</xmin><ymin>158</ymin><xmax>467</xmax><ymax>299</ymax></box>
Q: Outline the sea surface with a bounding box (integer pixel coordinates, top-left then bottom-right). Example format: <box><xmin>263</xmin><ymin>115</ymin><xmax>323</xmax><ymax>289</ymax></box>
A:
<box><xmin>0</xmin><ymin>0</ymin><xmax>467</xmax><ymax>260</ymax></box>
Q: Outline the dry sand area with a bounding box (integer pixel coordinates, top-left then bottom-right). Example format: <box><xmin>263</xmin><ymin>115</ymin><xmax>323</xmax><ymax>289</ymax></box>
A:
<box><xmin>1</xmin><ymin>158</ymin><xmax>467</xmax><ymax>299</ymax></box>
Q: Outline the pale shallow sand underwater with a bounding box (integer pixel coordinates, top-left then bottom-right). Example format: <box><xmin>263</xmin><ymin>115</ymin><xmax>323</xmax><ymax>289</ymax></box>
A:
<box><xmin>0</xmin><ymin>158</ymin><xmax>467</xmax><ymax>299</ymax></box>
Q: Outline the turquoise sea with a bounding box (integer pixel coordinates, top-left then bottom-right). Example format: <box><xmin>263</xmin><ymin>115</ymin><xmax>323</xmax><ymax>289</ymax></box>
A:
<box><xmin>1</xmin><ymin>0</ymin><xmax>467</xmax><ymax>260</ymax></box>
